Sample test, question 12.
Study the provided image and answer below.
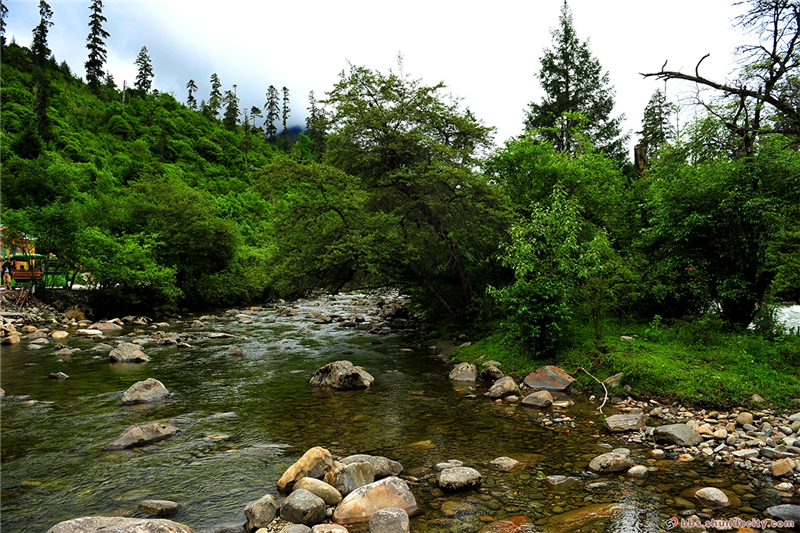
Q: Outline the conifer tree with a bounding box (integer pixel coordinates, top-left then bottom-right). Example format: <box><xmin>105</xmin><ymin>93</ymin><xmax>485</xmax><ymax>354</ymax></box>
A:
<box><xmin>134</xmin><ymin>45</ymin><xmax>154</xmax><ymax>94</ymax></box>
<box><xmin>1</xmin><ymin>0</ymin><xmax>9</xmax><ymax>48</ymax></box>
<box><xmin>306</xmin><ymin>90</ymin><xmax>326</xmax><ymax>155</ymax></box>
<box><xmin>85</xmin><ymin>0</ymin><xmax>109</xmax><ymax>95</ymax></box>
<box><xmin>524</xmin><ymin>0</ymin><xmax>626</xmax><ymax>161</ymax></box>
<box><xmin>281</xmin><ymin>86</ymin><xmax>291</xmax><ymax>151</ymax></box>
<box><xmin>186</xmin><ymin>79</ymin><xmax>198</xmax><ymax>109</ymax></box>
<box><xmin>31</xmin><ymin>0</ymin><xmax>54</xmax><ymax>66</ymax></box>
<box><xmin>209</xmin><ymin>73</ymin><xmax>222</xmax><ymax>118</ymax></box>
<box><xmin>223</xmin><ymin>86</ymin><xmax>240</xmax><ymax>131</ymax></box>
<box><xmin>250</xmin><ymin>106</ymin><xmax>263</xmax><ymax>131</ymax></box>
<box><xmin>264</xmin><ymin>85</ymin><xmax>280</xmax><ymax>143</ymax></box>
<box><xmin>637</xmin><ymin>88</ymin><xmax>677</xmax><ymax>160</ymax></box>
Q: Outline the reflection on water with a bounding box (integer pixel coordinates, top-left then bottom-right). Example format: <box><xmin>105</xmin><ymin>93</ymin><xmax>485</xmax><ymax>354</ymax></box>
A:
<box><xmin>0</xmin><ymin>294</ymin><xmax>782</xmax><ymax>533</ymax></box>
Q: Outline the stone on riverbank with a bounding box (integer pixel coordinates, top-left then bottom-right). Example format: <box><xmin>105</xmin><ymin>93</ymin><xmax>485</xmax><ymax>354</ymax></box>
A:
<box><xmin>49</xmin><ymin>372</ymin><xmax>69</xmax><ymax>380</ymax></box>
<box><xmin>604</xmin><ymin>413</ymin><xmax>648</xmax><ymax>432</ymax></box>
<box><xmin>368</xmin><ymin>507</ymin><xmax>410</xmax><ymax>533</ymax></box>
<box><xmin>277</xmin><ymin>447</ymin><xmax>334</xmax><ymax>491</ymax></box>
<box><xmin>121</xmin><ymin>378</ymin><xmax>170</xmax><ymax>404</ymax></box>
<box><xmin>694</xmin><ymin>487</ymin><xmax>730</xmax><ymax>508</ymax></box>
<box><xmin>448</xmin><ymin>362</ymin><xmax>478</xmax><ymax>381</ymax></box>
<box><xmin>339</xmin><ymin>454</ymin><xmax>403</xmax><ymax>478</ymax></box>
<box><xmin>652</xmin><ymin>424</ymin><xmax>703</xmax><ymax>446</ymax></box>
<box><xmin>46</xmin><ymin>517</ymin><xmax>193</xmax><ymax>533</ymax></box>
<box><xmin>309</xmin><ymin>361</ymin><xmax>374</xmax><ymax>390</ymax></box>
<box><xmin>772</xmin><ymin>458</ymin><xmax>795</xmax><ymax>477</ymax></box>
<box><xmin>280</xmin><ymin>489</ymin><xmax>326</xmax><ymax>526</ymax></box>
<box><xmin>244</xmin><ymin>494</ymin><xmax>280</xmax><ymax>532</ymax></box>
<box><xmin>437</xmin><ymin>466</ymin><xmax>482</xmax><ymax>491</ymax></box>
<box><xmin>109</xmin><ymin>343</ymin><xmax>150</xmax><ymax>363</ymax></box>
<box><xmin>278</xmin><ymin>526</ymin><xmax>311</xmax><ymax>533</ymax></box>
<box><xmin>522</xmin><ymin>390</ymin><xmax>553</xmax><ymax>408</ymax></box>
<box><xmin>764</xmin><ymin>504</ymin><xmax>800</xmax><ymax>525</ymax></box>
<box><xmin>486</xmin><ymin>376</ymin><xmax>519</xmax><ymax>399</ymax></box>
<box><xmin>224</xmin><ymin>345</ymin><xmax>244</xmax><ymax>357</ymax></box>
<box><xmin>545</xmin><ymin>504</ymin><xmax>624</xmax><ymax>533</ymax></box>
<box><xmin>522</xmin><ymin>365</ymin><xmax>575</xmax><ymax>391</ymax></box>
<box><xmin>293</xmin><ymin>478</ymin><xmax>342</xmax><ymax>506</ymax></box>
<box><xmin>479</xmin><ymin>365</ymin><xmax>504</xmax><ymax>381</ymax></box>
<box><xmin>138</xmin><ymin>500</ymin><xmax>183</xmax><ymax>518</ymax></box>
<box><xmin>488</xmin><ymin>456</ymin><xmax>520</xmax><ymax>472</ymax></box>
<box><xmin>588</xmin><ymin>453</ymin><xmax>634</xmax><ymax>474</ymax></box>
<box><xmin>105</xmin><ymin>422</ymin><xmax>180</xmax><ymax>451</ymax></box>
<box><xmin>332</xmin><ymin>476</ymin><xmax>417</xmax><ymax>525</ymax></box>
<box><xmin>323</xmin><ymin>461</ymin><xmax>375</xmax><ymax>496</ymax></box>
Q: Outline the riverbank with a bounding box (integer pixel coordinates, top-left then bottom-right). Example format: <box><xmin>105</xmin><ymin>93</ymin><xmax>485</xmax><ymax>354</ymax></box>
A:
<box><xmin>447</xmin><ymin>319</ymin><xmax>800</xmax><ymax>411</ymax></box>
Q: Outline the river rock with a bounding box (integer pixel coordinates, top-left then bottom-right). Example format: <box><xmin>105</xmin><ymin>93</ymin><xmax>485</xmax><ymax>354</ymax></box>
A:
<box><xmin>1</xmin><ymin>334</ymin><xmax>20</xmax><ymax>345</ymax></box>
<box><xmin>277</xmin><ymin>446</ymin><xmax>334</xmax><ymax>491</ymax></box>
<box><xmin>339</xmin><ymin>454</ymin><xmax>403</xmax><ymax>478</ymax></box>
<box><xmin>772</xmin><ymin>458</ymin><xmax>795</xmax><ymax>477</ymax></box>
<box><xmin>368</xmin><ymin>507</ymin><xmax>409</xmax><ymax>533</ymax></box>
<box><xmin>488</xmin><ymin>456</ymin><xmax>520</xmax><ymax>472</ymax></box>
<box><xmin>448</xmin><ymin>362</ymin><xmax>478</xmax><ymax>381</ymax></box>
<box><xmin>479</xmin><ymin>365</ymin><xmax>504</xmax><ymax>381</ymax></box>
<box><xmin>653</xmin><ymin>424</ymin><xmax>703</xmax><ymax>446</ymax></box>
<box><xmin>437</xmin><ymin>466</ymin><xmax>482</xmax><ymax>491</ymax></box>
<box><xmin>138</xmin><ymin>500</ymin><xmax>183</xmax><ymax>518</ymax></box>
<box><xmin>49</xmin><ymin>372</ymin><xmax>69</xmax><ymax>380</ymax></box>
<box><xmin>91</xmin><ymin>343</ymin><xmax>114</xmax><ymax>352</ymax></box>
<box><xmin>522</xmin><ymin>390</ymin><xmax>553</xmax><ymax>408</ymax></box>
<box><xmin>279</xmin><ymin>526</ymin><xmax>311</xmax><ymax>533</ymax></box>
<box><xmin>331</xmin><ymin>476</ymin><xmax>417</xmax><ymax>525</ymax></box>
<box><xmin>626</xmin><ymin>465</ymin><xmax>649</xmax><ymax>479</ymax></box>
<box><xmin>121</xmin><ymin>378</ymin><xmax>170</xmax><ymax>404</ymax></box>
<box><xmin>736</xmin><ymin>412</ymin><xmax>754</xmax><ymax>425</ymax></box>
<box><xmin>544</xmin><ymin>475</ymin><xmax>578</xmax><ymax>490</ymax></box>
<box><xmin>46</xmin><ymin>517</ymin><xmax>193</xmax><ymax>533</ymax></box>
<box><xmin>109</xmin><ymin>343</ymin><xmax>151</xmax><ymax>363</ymax></box>
<box><xmin>89</xmin><ymin>321</ymin><xmax>123</xmax><ymax>331</ymax></box>
<box><xmin>224</xmin><ymin>345</ymin><xmax>244</xmax><ymax>357</ymax></box>
<box><xmin>486</xmin><ymin>376</ymin><xmax>519</xmax><ymax>399</ymax></box>
<box><xmin>294</xmin><ymin>477</ymin><xmax>342</xmax><ymax>505</ymax></box>
<box><xmin>604</xmin><ymin>413</ymin><xmax>648</xmax><ymax>432</ymax></box>
<box><xmin>323</xmin><ymin>461</ymin><xmax>375</xmax><ymax>496</ymax></box>
<box><xmin>764</xmin><ymin>504</ymin><xmax>800</xmax><ymax>524</ymax></box>
<box><xmin>310</xmin><ymin>525</ymin><xmax>348</xmax><ymax>533</ymax></box>
<box><xmin>522</xmin><ymin>365</ymin><xmax>575</xmax><ymax>391</ymax></box>
<box><xmin>309</xmin><ymin>361</ymin><xmax>374</xmax><ymax>390</ymax></box>
<box><xmin>244</xmin><ymin>494</ymin><xmax>279</xmax><ymax>532</ymax></box>
<box><xmin>105</xmin><ymin>422</ymin><xmax>180</xmax><ymax>451</ymax></box>
<box><xmin>77</xmin><ymin>329</ymin><xmax>103</xmax><ymax>336</ymax></box>
<box><xmin>435</xmin><ymin>459</ymin><xmax>463</xmax><ymax>472</ymax></box>
<box><xmin>545</xmin><ymin>503</ymin><xmax>624</xmax><ymax>533</ymax></box>
<box><xmin>280</xmin><ymin>489</ymin><xmax>326</xmax><ymax>526</ymax></box>
<box><xmin>51</xmin><ymin>330</ymin><xmax>69</xmax><ymax>339</ymax></box>
<box><xmin>588</xmin><ymin>453</ymin><xmax>634</xmax><ymax>473</ymax></box>
<box><xmin>695</xmin><ymin>487</ymin><xmax>730</xmax><ymax>508</ymax></box>
<box><xmin>603</xmin><ymin>372</ymin><xmax>624</xmax><ymax>388</ymax></box>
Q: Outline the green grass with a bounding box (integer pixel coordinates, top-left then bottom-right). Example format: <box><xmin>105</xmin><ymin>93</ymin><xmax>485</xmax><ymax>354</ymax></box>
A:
<box><xmin>449</xmin><ymin>321</ymin><xmax>800</xmax><ymax>411</ymax></box>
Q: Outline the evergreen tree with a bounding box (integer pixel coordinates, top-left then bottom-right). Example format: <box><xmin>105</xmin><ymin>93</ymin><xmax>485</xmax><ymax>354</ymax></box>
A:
<box><xmin>31</xmin><ymin>0</ymin><xmax>54</xmax><ymax>66</ymax></box>
<box><xmin>1</xmin><ymin>0</ymin><xmax>9</xmax><ymax>48</ymax></box>
<box><xmin>250</xmin><ymin>106</ymin><xmax>263</xmax><ymax>131</ymax></box>
<box><xmin>306</xmin><ymin>90</ymin><xmax>326</xmax><ymax>155</ymax></box>
<box><xmin>208</xmin><ymin>73</ymin><xmax>222</xmax><ymax>118</ymax></box>
<box><xmin>222</xmin><ymin>86</ymin><xmax>240</xmax><ymax>131</ymax></box>
<box><xmin>637</xmin><ymin>88</ymin><xmax>677</xmax><ymax>160</ymax></box>
<box><xmin>524</xmin><ymin>0</ymin><xmax>627</xmax><ymax>161</ymax></box>
<box><xmin>281</xmin><ymin>86</ymin><xmax>291</xmax><ymax>151</ymax></box>
<box><xmin>85</xmin><ymin>0</ymin><xmax>109</xmax><ymax>95</ymax></box>
<box><xmin>264</xmin><ymin>85</ymin><xmax>279</xmax><ymax>143</ymax></box>
<box><xmin>186</xmin><ymin>79</ymin><xmax>198</xmax><ymax>109</ymax></box>
<box><xmin>104</xmin><ymin>70</ymin><xmax>116</xmax><ymax>90</ymax></box>
<box><xmin>134</xmin><ymin>45</ymin><xmax>154</xmax><ymax>94</ymax></box>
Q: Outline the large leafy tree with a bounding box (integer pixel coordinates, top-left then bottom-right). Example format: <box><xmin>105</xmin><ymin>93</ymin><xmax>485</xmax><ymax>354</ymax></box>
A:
<box><xmin>85</xmin><ymin>0</ymin><xmax>109</xmax><ymax>95</ymax></box>
<box><xmin>134</xmin><ymin>45</ymin><xmax>153</xmax><ymax>94</ymax></box>
<box><xmin>31</xmin><ymin>0</ymin><xmax>53</xmax><ymax>66</ymax></box>
<box><xmin>525</xmin><ymin>0</ymin><xmax>627</xmax><ymax>161</ymax></box>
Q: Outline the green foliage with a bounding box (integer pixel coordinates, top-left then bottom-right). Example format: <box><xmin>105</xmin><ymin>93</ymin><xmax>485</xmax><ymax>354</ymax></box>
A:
<box><xmin>637</xmin><ymin>88</ymin><xmax>677</xmax><ymax>160</ymax></box>
<box><xmin>134</xmin><ymin>46</ymin><xmax>153</xmax><ymax>94</ymax></box>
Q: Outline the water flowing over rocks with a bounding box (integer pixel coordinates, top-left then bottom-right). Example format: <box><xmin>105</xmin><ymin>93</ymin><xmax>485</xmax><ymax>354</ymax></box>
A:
<box><xmin>121</xmin><ymin>378</ymin><xmax>170</xmax><ymax>404</ymax></box>
<box><xmin>105</xmin><ymin>422</ymin><xmax>180</xmax><ymax>451</ymax></box>
<box><xmin>46</xmin><ymin>517</ymin><xmax>193</xmax><ymax>533</ymax></box>
<box><xmin>309</xmin><ymin>361</ymin><xmax>374</xmax><ymax>390</ymax></box>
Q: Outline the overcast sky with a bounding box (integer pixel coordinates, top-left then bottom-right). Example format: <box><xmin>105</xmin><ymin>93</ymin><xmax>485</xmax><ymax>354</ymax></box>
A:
<box><xmin>5</xmin><ymin>0</ymin><xmax>745</xmax><ymax>154</ymax></box>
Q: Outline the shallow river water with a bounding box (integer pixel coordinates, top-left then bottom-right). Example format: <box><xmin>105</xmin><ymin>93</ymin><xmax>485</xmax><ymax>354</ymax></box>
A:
<box><xmin>0</xmin><ymin>294</ymin><xmax>792</xmax><ymax>533</ymax></box>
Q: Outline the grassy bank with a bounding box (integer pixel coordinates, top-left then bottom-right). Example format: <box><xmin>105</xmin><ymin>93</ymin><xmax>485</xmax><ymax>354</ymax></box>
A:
<box><xmin>448</xmin><ymin>319</ymin><xmax>800</xmax><ymax>411</ymax></box>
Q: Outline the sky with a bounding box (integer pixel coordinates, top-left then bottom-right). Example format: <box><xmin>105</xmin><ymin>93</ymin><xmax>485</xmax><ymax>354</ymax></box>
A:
<box><xmin>4</xmin><ymin>0</ymin><xmax>745</xmax><ymax>155</ymax></box>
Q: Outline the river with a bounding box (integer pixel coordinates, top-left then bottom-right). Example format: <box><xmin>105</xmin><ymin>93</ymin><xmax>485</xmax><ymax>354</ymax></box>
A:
<box><xmin>0</xmin><ymin>294</ymin><xmax>793</xmax><ymax>532</ymax></box>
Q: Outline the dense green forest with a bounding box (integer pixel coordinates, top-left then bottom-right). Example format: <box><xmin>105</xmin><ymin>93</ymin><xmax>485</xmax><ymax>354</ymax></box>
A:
<box><xmin>2</xmin><ymin>0</ymin><xmax>800</xmax><ymax>359</ymax></box>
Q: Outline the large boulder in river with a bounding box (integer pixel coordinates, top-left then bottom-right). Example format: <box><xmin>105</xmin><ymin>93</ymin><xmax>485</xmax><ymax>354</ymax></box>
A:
<box><xmin>339</xmin><ymin>454</ymin><xmax>403</xmax><ymax>478</ymax></box>
<box><xmin>436</xmin><ymin>467</ymin><xmax>482</xmax><ymax>491</ymax></box>
<box><xmin>46</xmin><ymin>517</ymin><xmax>193</xmax><ymax>533</ymax></box>
<box><xmin>652</xmin><ymin>423</ymin><xmax>703</xmax><ymax>446</ymax></box>
<box><xmin>277</xmin><ymin>446</ymin><xmax>334</xmax><ymax>491</ymax></box>
<box><xmin>332</xmin><ymin>477</ymin><xmax>418</xmax><ymax>525</ymax></box>
<box><xmin>369</xmin><ymin>507</ymin><xmax>410</xmax><ymax>533</ymax></box>
<box><xmin>309</xmin><ymin>361</ymin><xmax>374</xmax><ymax>390</ymax></box>
<box><xmin>280</xmin><ymin>489</ymin><xmax>326</xmax><ymax>526</ymax></box>
<box><xmin>105</xmin><ymin>422</ymin><xmax>180</xmax><ymax>451</ymax></box>
<box><xmin>323</xmin><ymin>461</ymin><xmax>375</xmax><ymax>496</ymax></box>
<box><xmin>121</xmin><ymin>378</ymin><xmax>170</xmax><ymax>404</ymax></box>
<box><xmin>448</xmin><ymin>362</ymin><xmax>478</xmax><ymax>382</ymax></box>
<box><xmin>522</xmin><ymin>365</ymin><xmax>575</xmax><ymax>391</ymax></box>
<box><xmin>244</xmin><ymin>494</ymin><xmax>280</xmax><ymax>532</ymax></box>
<box><xmin>109</xmin><ymin>343</ymin><xmax>150</xmax><ymax>363</ymax></box>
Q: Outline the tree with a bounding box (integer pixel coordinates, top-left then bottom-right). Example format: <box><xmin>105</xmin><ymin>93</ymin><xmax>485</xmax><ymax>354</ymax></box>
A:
<box><xmin>31</xmin><ymin>0</ymin><xmax>54</xmax><ymax>66</ymax></box>
<box><xmin>306</xmin><ymin>90</ymin><xmax>326</xmax><ymax>155</ymax></box>
<box><xmin>637</xmin><ymin>88</ymin><xmax>678</xmax><ymax>161</ymax></box>
<box><xmin>134</xmin><ymin>46</ymin><xmax>154</xmax><ymax>94</ymax></box>
<box><xmin>642</xmin><ymin>0</ymin><xmax>800</xmax><ymax>155</ymax></box>
<box><xmin>1</xmin><ymin>0</ymin><xmax>9</xmax><ymax>48</ymax></box>
<box><xmin>85</xmin><ymin>0</ymin><xmax>109</xmax><ymax>95</ymax></box>
<box><xmin>222</xmin><ymin>86</ymin><xmax>239</xmax><ymax>131</ymax></box>
<box><xmin>264</xmin><ymin>85</ymin><xmax>279</xmax><ymax>143</ymax></box>
<box><xmin>281</xmin><ymin>85</ymin><xmax>291</xmax><ymax>151</ymax></box>
<box><xmin>186</xmin><ymin>79</ymin><xmax>198</xmax><ymax>109</ymax></box>
<box><xmin>524</xmin><ymin>0</ymin><xmax>627</xmax><ymax>161</ymax></box>
<box><xmin>208</xmin><ymin>73</ymin><xmax>222</xmax><ymax>118</ymax></box>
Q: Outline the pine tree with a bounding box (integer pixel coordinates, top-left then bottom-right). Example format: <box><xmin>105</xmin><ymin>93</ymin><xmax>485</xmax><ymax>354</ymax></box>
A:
<box><xmin>134</xmin><ymin>45</ymin><xmax>154</xmax><ymax>94</ymax></box>
<box><xmin>250</xmin><ymin>106</ymin><xmax>263</xmax><ymax>131</ymax></box>
<box><xmin>637</xmin><ymin>88</ymin><xmax>677</xmax><ymax>160</ymax></box>
<box><xmin>31</xmin><ymin>0</ymin><xmax>54</xmax><ymax>66</ymax></box>
<box><xmin>85</xmin><ymin>0</ymin><xmax>109</xmax><ymax>94</ymax></box>
<box><xmin>1</xmin><ymin>0</ymin><xmax>9</xmax><ymax>48</ymax></box>
<box><xmin>306</xmin><ymin>90</ymin><xmax>326</xmax><ymax>155</ymax></box>
<box><xmin>186</xmin><ymin>79</ymin><xmax>198</xmax><ymax>109</ymax></box>
<box><xmin>209</xmin><ymin>73</ymin><xmax>222</xmax><ymax>119</ymax></box>
<box><xmin>281</xmin><ymin>86</ymin><xmax>291</xmax><ymax>151</ymax></box>
<box><xmin>222</xmin><ymin>86</ymin><xmax>240</xmax><ymax>131</ymax></box>
<box><xmin>264</xmin><ymin>85</ymin><xmax>280</xmax><ymax>143</ymax></box>
<box><xmin>524</xmin><ymin>0</ymin><xmax>626</xmax><ymax>161</ymax></box>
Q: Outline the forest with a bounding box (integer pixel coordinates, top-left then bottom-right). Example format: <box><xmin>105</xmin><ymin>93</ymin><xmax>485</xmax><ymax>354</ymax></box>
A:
<box><xmin>1</xmin><ymin>0</ymin><xmax>800</xmax><ymax>371</ymax></box>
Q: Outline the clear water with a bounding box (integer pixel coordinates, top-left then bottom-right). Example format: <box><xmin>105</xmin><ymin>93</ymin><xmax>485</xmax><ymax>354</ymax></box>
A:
<box><xmin>0</xmin><ymin>294</ymin><xmax>789</xmax><ymax>533</ymax></box>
